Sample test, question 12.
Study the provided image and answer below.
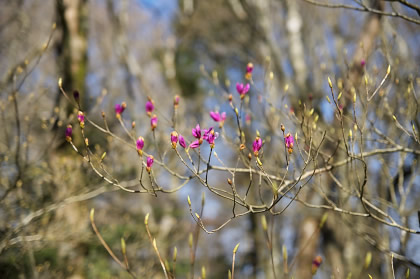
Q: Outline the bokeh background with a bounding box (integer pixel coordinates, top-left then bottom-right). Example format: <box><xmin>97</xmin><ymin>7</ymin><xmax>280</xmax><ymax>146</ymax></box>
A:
<box><xmin>1</xmin><ymin>0</ymin><xmax>420</xmax><ymax>278</ymax></box>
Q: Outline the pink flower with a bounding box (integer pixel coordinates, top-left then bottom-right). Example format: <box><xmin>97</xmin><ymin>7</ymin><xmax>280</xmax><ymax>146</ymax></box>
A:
<box><xmin>253</xmin><ymin>137</ymin><xmax>262</xmax><ymax>156</ymax></box>
<box><xmin>210</xmin><ymin>111</ymin><xmax>226</xmax><ymax>122</ymax></box>
<box><xmin>171</xmin><ymin>131</ymin><xmax>178</xmax><ymax>148</ymax></box>
<box><xmin>145</xmin><ymin>100</ymin><xmax>154</xmax><ymax>116</ymax></box>
<box><xmin>189</xmin><ymin>140</ymin><xmax>201</xmax><ymax>149</ymax></box>
<box><xmin>136</xmin><ymin>136</ymin><xmax>144</xmax><ymax>155</ymax></box>
<box><xmin>146</xmin><ymin>155</ymin><xmax>154</xmax><ymax>172</ymax></box>
<box><xmin>205</xmin><ymin>129</ymin><xmax>218</xmax><ymax>148</ymax></box>
<box><xmin>236</xmin><ymin>83</ymin><xmax>250</xmax><ymax>99</ymax></box>
<box><xmin>192</xmin><ymin>124</ymin><xmax>201</xmax><ymax>139</ymax></box>
<box><xmin>65</xmin><ymin>124</ymin><xmax>72</xmax><ymax>142</ymax></box>
<box><xmin>179</xmin><ymin>134</ymin><xmax>186</xmax><ymax>148</ymax></box>
<box><xmin>203</xmin><ymin>127</ymin><xmax>218</xmax><ymax>141</ymax></box>
<box><xmin>361</xmin><ymin>59</ymin><xmax>366</xmax><ymax>67</ymax></box>
<box><xmin>285</xmin><ymin>133</ymin><xmax>294</xmax><ymax>154</ymax></box>
<box><xmin>202</xmin><ymin>127</ymin><xmax>219</xmax><ymax>148</ymax></box>
<box><xmin>151</xmin><ymin>115</ymin><xmax>158</xmax><ymax>130</ymax></box>
<box><xmin>115</xmin><ymin>102</ymin><xmax>126</xmax><ymax>118</ymax></box>
<box><xmin>77</xmin><ymin>111</ymin><xmax>85</xmax><ymax>128</ymax></box>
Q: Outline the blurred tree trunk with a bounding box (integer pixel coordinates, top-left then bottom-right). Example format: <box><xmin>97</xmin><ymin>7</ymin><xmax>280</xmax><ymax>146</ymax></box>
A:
<box><xmin>55</xmin><ymin>0</ymin><xmax>88</xmax><ymax>111</ymax></box>
<box><xmin>285</xmin><ymin>0</ymin><xmax>307</xmax><ymax>91</ymax></box>
<box><xmin>53</xmin><ymin>1</ymin><xmax>89</xmax><ymax>277</ymax></box>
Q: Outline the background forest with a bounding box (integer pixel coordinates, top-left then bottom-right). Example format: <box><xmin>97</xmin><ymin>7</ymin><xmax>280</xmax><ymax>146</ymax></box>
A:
<box><xmin>1</xmin><ymin>0</ymin><xmax>420</xmax><ymax>278</ymax></box>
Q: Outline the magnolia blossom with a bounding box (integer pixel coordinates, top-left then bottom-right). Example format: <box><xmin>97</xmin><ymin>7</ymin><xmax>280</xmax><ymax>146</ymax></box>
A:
<box><xmin>253</xmin><ymin>137</ymin><xmax>262</xmax><ymax>156</ymax></box>
<box><xmin>65</xmin><ymin>124</ymin><xmax>72</xmax><ymax>142</ymax></box>
<box><xmin>285</xmin><ymin>133</ymin><xmax>294</xmax><ymax>148</ymax></box>
<box><xmin>203</xmin><ymin>127</ymin><xmax>219</xmax><ymax>148</ymax></box>
<box><xmin>236</xmin><ymin>83</ymin><xmax>250</xmax><ymax>99</ymax></box>
<box><xmin>190</xmin><ymin>124</ymin><xmax>203</xmax><ymax>148</ymax></box>
<box><xmin>189</xmin><ymin>125</ymin><xmax>219</xmax><ymax>149</ymax></box>
<box><xmin>205</xmin><ymin>129</ymin><xmax>218</xmax><ymax>148</ymax></box>
<box><xmin>77</xmin><ymin>111</ymin><xmax>85</xmax><ymax>128</ymax></box>
<box><xmin>189</xmin><ymin>140</ymin><xmax>201</xmax><ymax>149</ymax></box>
<box><xmin>285</xmin><ymin>133</ymin><xmax>294</xmax><ymax>154</ymax></box>
<box><xmin>136</xmin><ymin>136</ymin><xmax>144</xmax><ymax>155</ymax></box>
<box><xmin>170</xmin><ymin>131</ymin><xmax>178</xmax><ymax>148</ymax></box>
<box><xmin>115</xmin><ymin>102</ymin><xmax>126</xmax><ymax>118</ymax></box>
<box><xmin>203</xmin><ymin>127</ymin><xmax>218</xmax><ymax>141</ymax></box>
<box><xmin>151</xmin><ymin>115</ymin><xmax>158</xmax><ymax>130</ymax></box>
<box><xmin>210</xmin><ymin>111</ymin><xmax>226</xmax><ymax>127</ymax></box>
<box><xmin>145</xmin><ymin>100</ymin><xmax>154</xmax><ymax>116</ymax></box>
<box><xmin>192</xmin><ymin>124</ymin><xmax>201</xmax><ymax>139</ymax></box>
<box><xmin>179</xmin><ymin>134</ymin><xmax>186</xmax><ymax>148</ymax></box>
<box><xmin>146</xmin><ymin>155</ymin><xmax>154</xmax><ymax>172</ymax></box>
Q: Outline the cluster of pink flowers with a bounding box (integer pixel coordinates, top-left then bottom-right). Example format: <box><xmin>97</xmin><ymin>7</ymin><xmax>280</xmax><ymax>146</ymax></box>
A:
<box><xmin>252</xmin><ymin>130</ymin><xmax>294</xmax><ymax>157</ymax></box>
<box><xmin>189</xmin><ymin>124</ymin><xmax>219</xmax><ymax>149</ymax></box>
<box><xmin>170</xmin><ymin>131</ymin><xmax>186</xmax><ymax>149</ymax></box>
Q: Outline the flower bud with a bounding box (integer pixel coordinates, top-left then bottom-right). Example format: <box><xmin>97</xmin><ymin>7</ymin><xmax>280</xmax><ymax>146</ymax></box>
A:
<box><xmin>328</xmin><ymin>77</ymin><xmax>333</xmax><ymax>88</ymax></box>
<box><xmin>78</xmin><ymin>111</ymin><xmax>85</xmax><ymax>129</ymax></box>
<box><xmin>151</xmin><ymin>115</ymin><xmax>158</xmax><ymax>130</ymax></box>
<box><xmin>261</xmin><ymin>215</ymin><xmax>267</xmax><ymax>231</ymax></box>
<box><xmin>136</xmin><ymin>137</ymin><xmax>144</xmax><ymax>156</ymax></box>
<box><xmin>146</xmin><ymin>155</ymin><xmax>154</xmax><ymax>172</ymax></box>
<box><xmin>312</xmin><ymin>255</ymin><xmax>322</xmax><ymax>275</ymax></box>
<box><xmin>65</xmin><ymin>124</ymin><xmax>72</xmax><ymax>142</ymax></box>
<box><xmin>73</xmin><ymin>90</ymin><xmax>80</xmax><ymax>104</ymax></box>
<box><xmin>145</xmin><ymin>99</ymin><xmax>155</xmax><ymax>117</ymax></box>
<box><xmin>171</xmin><ymin>131</ymin><xmax>179</xmax><ymax>149</ymax></box>
<box><xmin>174</xmin><ymin>95</ymin><xmax>180</xmax><ymax>107</ymax></box>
